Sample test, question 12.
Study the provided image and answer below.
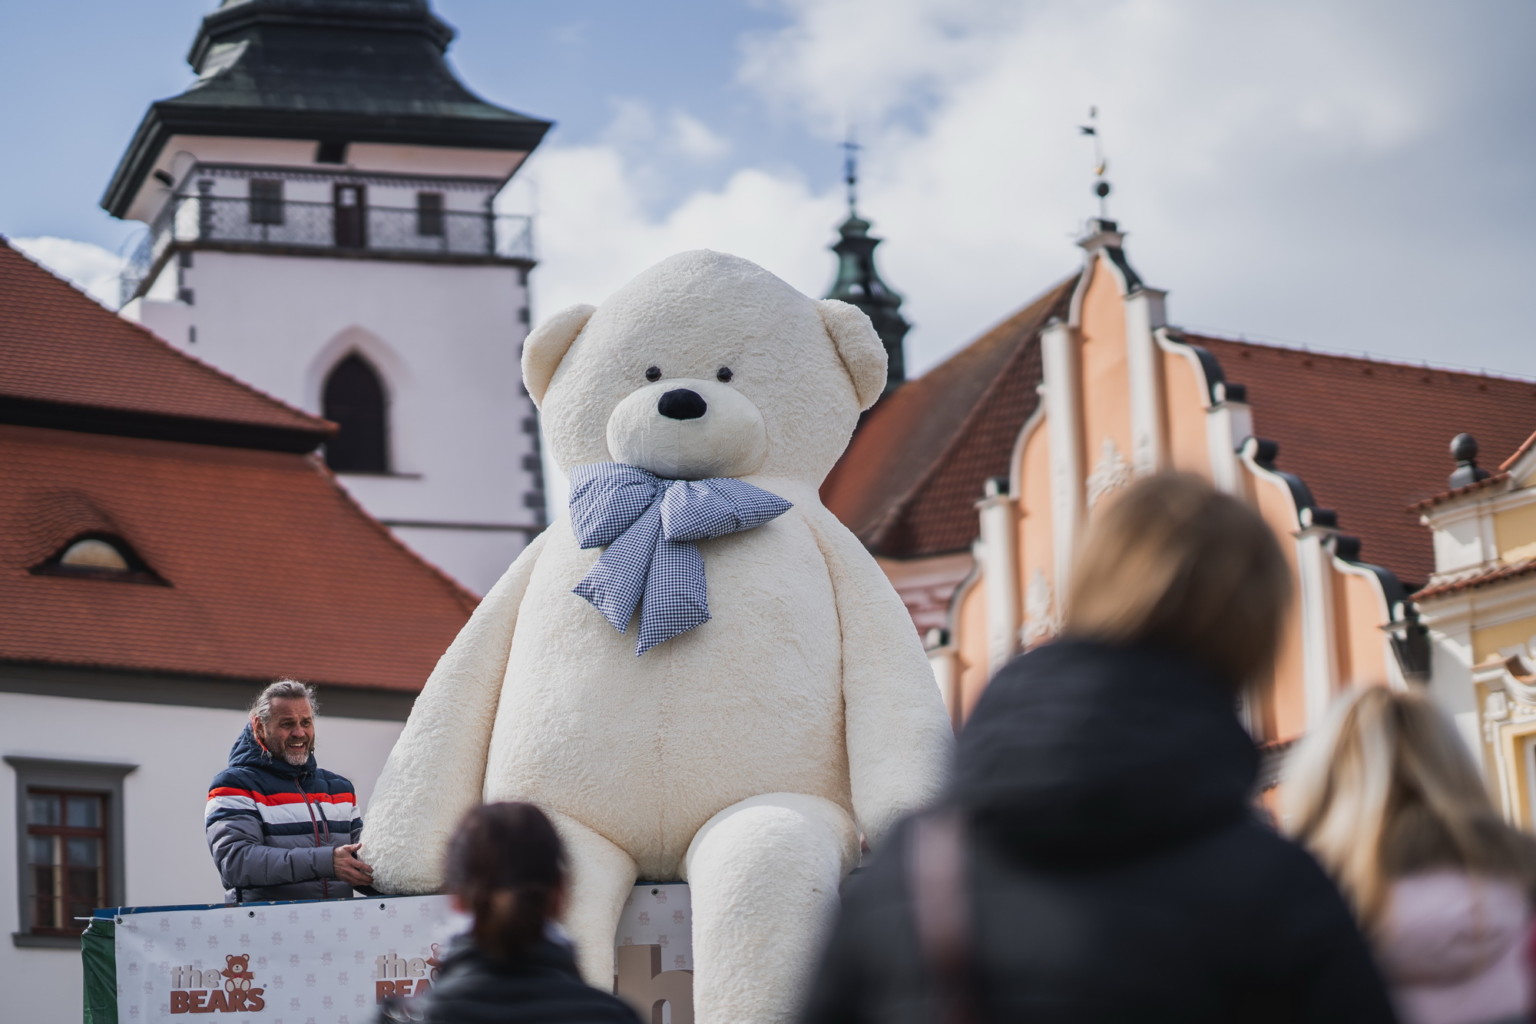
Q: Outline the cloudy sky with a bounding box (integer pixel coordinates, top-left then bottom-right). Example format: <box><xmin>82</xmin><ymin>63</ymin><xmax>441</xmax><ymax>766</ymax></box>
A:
<box><xmin>2</xmin><ymin>0</ymin><xmax>1533</xmax><ymax>379</ymax></box>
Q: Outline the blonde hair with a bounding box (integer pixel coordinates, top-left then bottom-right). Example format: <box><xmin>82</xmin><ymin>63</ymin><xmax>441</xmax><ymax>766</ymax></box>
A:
<box><xmin>1063</xmin><ymin>472</ymin><xmax>1291</xmax><ymax>690</ymax></box>
<box><xmin>1282</xmin><ymin>686</ymin><xmax>1536</xmax><ymax>936</ymax></box>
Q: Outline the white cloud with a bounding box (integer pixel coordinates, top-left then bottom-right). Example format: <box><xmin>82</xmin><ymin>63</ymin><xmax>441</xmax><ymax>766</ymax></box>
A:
<box><xmin>27</xmin><ymin>0</ymin><xmax>1528</xmax><ymax>390</ymax></box>
<box><xmin>506</xmin><ymin>0</ymin><xmax>1483</xmax><ymax>378</ymax></box>
<box><xmin>670</xmin><ymin>111</ymin><xmax>730</xmax><ymax>161</ymax></box>
<box><xmin>506</xmin><ymin>141</ymin><xmax>839</xmax><ymax>318</ymax></box>
<box><xmin>11</xmin><ymin>236</ymin><xmax>125</xmax><ymax>310</ymax></box>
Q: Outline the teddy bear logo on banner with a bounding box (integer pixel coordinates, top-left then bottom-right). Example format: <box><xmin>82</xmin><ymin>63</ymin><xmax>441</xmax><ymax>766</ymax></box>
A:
<box><xmin>362</xmin><ymin>250</ymin><xmax>952</xmax><ymax>1023</ymax></box>
<box><xmin>221</xmin><ymin>954</ymin><xmax>254</xmax><ymax>993</ymax></box>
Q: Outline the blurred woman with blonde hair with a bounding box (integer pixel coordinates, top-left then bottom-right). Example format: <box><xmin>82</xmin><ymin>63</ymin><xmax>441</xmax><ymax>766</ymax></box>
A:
<box><xmin>1285</xmin><ymin>686</ymin><xmax>1536</xmax><ymax>1024</ymax></box>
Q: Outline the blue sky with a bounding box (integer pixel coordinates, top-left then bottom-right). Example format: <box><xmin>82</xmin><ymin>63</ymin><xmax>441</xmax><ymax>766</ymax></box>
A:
<box><xmin>3</xmin><ymin>1</ymin><xmax>1535</xmax><ymax>385</ymax></box>
<box><xmin>0</xmin><ymin>2</ymin><xmax>811</xmax><ymax>248</ymax></box>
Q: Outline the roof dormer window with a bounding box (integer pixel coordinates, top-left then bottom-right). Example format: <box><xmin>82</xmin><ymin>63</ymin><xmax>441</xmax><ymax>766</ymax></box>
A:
<box><xmin>33</xmin><ymin>534</ymin><xmax>165</xmax><ymax>585</ymax></box>
<box><xmin>60</xmin><ymin>539</ymin><xmax>130</xmax><ymax>572</ymax></box>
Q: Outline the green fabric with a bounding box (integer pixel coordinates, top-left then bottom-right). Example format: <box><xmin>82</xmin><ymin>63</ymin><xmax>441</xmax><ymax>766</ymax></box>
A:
<box><xmin>81</xmin><ymin>917</ymin><xmax>116</xmax><ymax>1024</ymax></box>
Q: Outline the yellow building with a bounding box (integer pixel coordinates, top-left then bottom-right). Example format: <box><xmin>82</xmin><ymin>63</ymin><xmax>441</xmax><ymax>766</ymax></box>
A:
<box><xmin>826</xmin><ymin>218</ymin><xmax>1536</xmax><ymax>784</ymax></box>
<box><xmin>1415</xmin><ymin>432</ymin><xmax>1536</xmax><ymax>822</ymax></box>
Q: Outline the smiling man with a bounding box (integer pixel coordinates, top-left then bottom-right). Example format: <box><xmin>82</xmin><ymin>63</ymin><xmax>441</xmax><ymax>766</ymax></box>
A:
<box><xmin>205</xmin><ymin>680</ymin><xmax>374</xmax><ymax>902</ymax></box>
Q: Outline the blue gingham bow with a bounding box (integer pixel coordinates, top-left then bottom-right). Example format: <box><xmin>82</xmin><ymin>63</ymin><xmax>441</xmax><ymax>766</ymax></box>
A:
<box><xmin>568</xmin><ymin>463</ymin><xmax>793</xmax><ymax>655</ymax></box>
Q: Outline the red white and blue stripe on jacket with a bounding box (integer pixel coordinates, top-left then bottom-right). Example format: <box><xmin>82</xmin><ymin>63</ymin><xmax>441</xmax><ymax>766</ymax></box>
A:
<box><xmin>204</xmin><ymin>724</ymin><xmax>362</xmax><ymax>902</ymax></box>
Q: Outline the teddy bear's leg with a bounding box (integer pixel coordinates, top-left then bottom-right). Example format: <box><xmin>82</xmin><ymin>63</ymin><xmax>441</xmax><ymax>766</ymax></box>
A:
<box><xmin>545</xmin><ymin>808</ymin><xmax>639</xmax><ymax>988</ymax></box>
<box><xmin>683</xmin><ymin>793</ymin><xmax>858</xmax><ymax>1024</ymax></box>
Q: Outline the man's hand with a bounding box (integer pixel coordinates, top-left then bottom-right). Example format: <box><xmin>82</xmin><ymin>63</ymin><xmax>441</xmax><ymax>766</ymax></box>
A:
<box><xmin>333</xmin><ymin>843</ymin><xmax>375</xmax><ymax>887</ymax></box>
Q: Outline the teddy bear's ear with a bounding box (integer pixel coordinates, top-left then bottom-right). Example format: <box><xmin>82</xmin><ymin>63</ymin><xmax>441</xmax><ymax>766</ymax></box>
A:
<box><xmin>816</xmin><ymin>299</ymin><xmax>888</xmax><ymax>411</ymax></box>
<box><xmin>522</xmin><ymin>303</ymin><xmax>596</xmax><ymax>407</ymax></box>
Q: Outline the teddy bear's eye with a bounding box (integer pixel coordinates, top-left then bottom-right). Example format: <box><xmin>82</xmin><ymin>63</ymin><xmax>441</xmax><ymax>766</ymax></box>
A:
<box><xmin>644</xmin><ymin>366</ymin><xmax>662</xmax><ymax>382</ymax></box>
<box><xmin>716</xmin><ymin>367</ymin><xmax>734</xmax><ymax>383</ymax></box>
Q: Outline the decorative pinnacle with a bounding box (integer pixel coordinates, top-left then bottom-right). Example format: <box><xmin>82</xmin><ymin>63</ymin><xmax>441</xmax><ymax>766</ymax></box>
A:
<box><xmin>841</xmin><ymin>131</ymin><xmax>861</xmax><ymax>216</ymax></box>
<box><xmin>1448</xmin><ymin>432</ymin><xmax>1491</xmax><ymax>489</ymax></box>
<box><xmin>1078</xmin><ymin>106</ymin><xmax>1111</xmax><ymax>220</ymax></box>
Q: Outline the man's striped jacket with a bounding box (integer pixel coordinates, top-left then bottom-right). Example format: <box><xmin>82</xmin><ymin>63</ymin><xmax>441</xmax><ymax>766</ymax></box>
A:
<box><xmin>205</xmin><ymin>724</ymin><xmax>363</xmax><ymax>902</ymax></box>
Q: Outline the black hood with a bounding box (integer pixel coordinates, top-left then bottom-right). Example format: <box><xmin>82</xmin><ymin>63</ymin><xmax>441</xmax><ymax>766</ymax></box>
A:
<box><xmin>951</xmin><ymin>639</ymin><xmax>1259</xmax><ymax>864</ymax></box>
<box><xmin>227</xmin><ymin>722</ymin><xmax>315</xmax><ymax>780</ymax></box>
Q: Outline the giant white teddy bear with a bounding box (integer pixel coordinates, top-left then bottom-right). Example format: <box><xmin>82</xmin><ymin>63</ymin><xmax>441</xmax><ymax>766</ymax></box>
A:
<box><xmin>362</xmin><ymin>250</ymin><xmax>952</xmax><ymax>1023</ymax></box>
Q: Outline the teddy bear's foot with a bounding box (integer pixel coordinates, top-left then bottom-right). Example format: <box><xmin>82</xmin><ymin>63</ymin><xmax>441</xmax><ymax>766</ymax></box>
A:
<box><xmin>684</xmin><ymin>793</ymin><xmax>858</xmax><ymax>1024</ymax></box>
<box><xmin>545</xmin><ymin>807</ymin><xmax>639</xmax><ymax>987</ymax></box>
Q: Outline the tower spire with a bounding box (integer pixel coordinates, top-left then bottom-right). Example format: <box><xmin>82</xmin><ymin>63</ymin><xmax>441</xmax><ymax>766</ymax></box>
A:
<box><xmin>825</xmin><ymin>137</ymin><xmax>910</xmax><ymax>399</ymax></box>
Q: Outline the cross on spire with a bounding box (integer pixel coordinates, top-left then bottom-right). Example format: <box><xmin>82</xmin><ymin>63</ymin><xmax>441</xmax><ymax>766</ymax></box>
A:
<box><xmin>1078</xmin><ymin>106</ymin><xmax>1112</xmax><ymax>219</ymax></box>
<box><xmin>842</xmin><ymin>131</ymin><xmax>862</xmax><ymax>216</ymax></box>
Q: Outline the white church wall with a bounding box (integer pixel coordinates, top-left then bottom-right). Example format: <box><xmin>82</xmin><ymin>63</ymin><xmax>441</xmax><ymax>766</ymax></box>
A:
<box><xmin>131</xmin><ymin>250</ymin><xmax>542</xmax><ymax>595</ymax></box>
<box><xmin>386</xmin><ymin>524</ymin><xmax>529</xmax><ymax>595</ymax></box>
<box><xmin>0</xmin><ymin>688</ymin><xmax>407</xmax><ymax>1024</ymax></box>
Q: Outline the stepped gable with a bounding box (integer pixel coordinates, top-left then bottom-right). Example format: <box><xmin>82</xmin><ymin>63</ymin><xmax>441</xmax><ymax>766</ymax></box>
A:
<box><xmin>823</xmin><ymin>275</ymin><xmax>1078</xmax><ymax>558</ymax></box>
<box><xmin>0</xmin><ymin>240</ymin><xmax>477</xmax><ymax>689</ymax></box>
<box><xmin>0</xmin><ymin>240</ymin><xmax>329</xmax><ymax>452</ymax></box>
<box><xmin>1191</xmin><ymin>334</ymin><xmax>1536</xmax><ymax>589</ymax></box>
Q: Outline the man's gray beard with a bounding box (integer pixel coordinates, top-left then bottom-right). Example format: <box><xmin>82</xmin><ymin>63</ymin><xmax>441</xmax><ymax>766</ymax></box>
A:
<box><xmin>280</xmin><ymin>745</ymin><xmax>312</xmax><ymax>767</ymax></box>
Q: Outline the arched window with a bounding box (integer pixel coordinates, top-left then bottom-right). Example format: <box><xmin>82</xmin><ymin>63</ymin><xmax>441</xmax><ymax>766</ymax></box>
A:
<box><xmin>322</xmin><ymin>354</ymin><xmax>389</xmax><ymax>473</ymax></box>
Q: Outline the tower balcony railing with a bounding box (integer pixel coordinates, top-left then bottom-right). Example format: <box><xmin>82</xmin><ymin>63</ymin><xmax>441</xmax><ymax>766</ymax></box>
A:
<box><xmin>119</xmin><ymin>195</ymin><xmax>535</xmax><ymax>305</ymax></box>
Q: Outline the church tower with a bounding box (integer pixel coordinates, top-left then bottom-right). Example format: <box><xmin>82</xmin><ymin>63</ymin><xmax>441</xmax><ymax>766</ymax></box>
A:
<box><xmin>102</xmin><ymin>0</ymin><xmax>552</xmax><ymax>595</ymax></box>
<box><xmin>824</xmin><ymin>146</ymin><xmax>910</xmax><ymax>398</ymax></box>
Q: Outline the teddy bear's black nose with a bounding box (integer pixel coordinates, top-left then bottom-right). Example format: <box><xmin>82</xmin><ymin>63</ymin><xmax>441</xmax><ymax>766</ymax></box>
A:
<box><xmin>658</xmin><ymin>388</ymin><xmax>707</xmax><ymax>420</ymax></box>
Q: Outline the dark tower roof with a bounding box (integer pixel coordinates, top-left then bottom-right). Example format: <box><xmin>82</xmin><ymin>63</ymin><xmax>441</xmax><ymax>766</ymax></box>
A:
<box><xmin>826</xmin><ymin>210</ymin><xmax>911</xmax><ymax>398</ymax></box>
<box><xmin>102</xmin><ymin>0</ymin><xmax>552</xmax><ymax>217</ymax></box>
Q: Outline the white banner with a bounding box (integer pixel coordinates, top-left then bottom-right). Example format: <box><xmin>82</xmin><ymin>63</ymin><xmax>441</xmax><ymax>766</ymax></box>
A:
<box><xmin>110</xmin><ymin>885</ymin><xmax>693</xmax><ymax>1023</ymax></box>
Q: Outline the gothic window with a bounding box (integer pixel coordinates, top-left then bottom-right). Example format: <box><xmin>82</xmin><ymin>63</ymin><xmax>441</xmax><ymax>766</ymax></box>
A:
<box><xmin>322</xmin><ymin>354</ymin><xmax>390</xmax><ymax>474</ymax></box>
<box><xmin>249</xmin><ymin>179</ymin><xmax>284</xmax><ymax>225</ymax></box>
<box><xmin>416</xmin><ymin>192</ymin><xmax>445</xmax><ymax>237</ymax></box>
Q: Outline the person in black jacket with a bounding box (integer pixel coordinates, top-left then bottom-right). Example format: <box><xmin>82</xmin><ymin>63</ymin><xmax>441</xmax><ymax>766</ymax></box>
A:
<box><xmin>800</xmin><ymin>472</ymin><xmax>1399</xmax><ymax>1024</ymax></box>
<box><xmin>379</xmin><ymin>802</ymin><xmax>640</xmax><ymax>1024</ymax></box>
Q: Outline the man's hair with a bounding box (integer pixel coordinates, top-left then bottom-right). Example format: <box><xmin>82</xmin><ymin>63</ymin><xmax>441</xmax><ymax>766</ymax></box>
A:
<box><xmin>249</xmin><ymin>679</ymin><xmax>319</xmax><ymax>725</ymax></box>
<box><xmin>1062</xmin><ymin>471</ymin><xmax>1291</xmax><ymax>691</ymax></box>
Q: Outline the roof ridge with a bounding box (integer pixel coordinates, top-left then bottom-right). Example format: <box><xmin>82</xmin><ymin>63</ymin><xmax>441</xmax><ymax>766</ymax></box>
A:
<box><xmin>865</xmin><ymin>274</ymin><xmax>1076</xmax><ymax>550</ymax></box>
<box><xmin>1180</xmin><ymin>327</ymin><xmax>1536</xmax><ymax>386</ymax></box>
<box><xmin>1501</xmin><ymin>429</ymin><xmax>1536</xmax><ymax>472</ymax></box>
<box><xmin>1</xmin><ymin>237</ymin><xmax>330</xmax><ymax>434</ymax></box>
<box><xmin>310</xmin><ymin>456</ymin><xmax>481</xmax><ymax>613</ymax></box>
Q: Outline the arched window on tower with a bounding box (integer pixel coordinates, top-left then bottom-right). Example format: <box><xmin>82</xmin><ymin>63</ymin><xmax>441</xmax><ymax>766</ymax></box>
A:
<box><xmin>322</xmin><ymin>354</ymin><xmax>390</xmax><ymax>473</ymax></box>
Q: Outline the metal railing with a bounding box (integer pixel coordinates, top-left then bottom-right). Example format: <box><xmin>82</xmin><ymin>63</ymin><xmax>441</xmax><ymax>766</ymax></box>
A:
<box><xmin>120</xmin><ymin>196</ymin><xmax>534</xmax><ymax>304</ymax></box>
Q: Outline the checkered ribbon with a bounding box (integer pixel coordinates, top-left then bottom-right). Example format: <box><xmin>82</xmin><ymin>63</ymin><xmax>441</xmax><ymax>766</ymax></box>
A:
<box><xmin>569</xmin><ymin>463</ymin><xmax>793</xmax><ymax>655</ymax></box>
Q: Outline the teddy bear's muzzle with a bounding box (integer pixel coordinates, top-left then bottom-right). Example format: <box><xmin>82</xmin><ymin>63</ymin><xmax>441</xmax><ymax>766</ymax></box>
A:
<box><xmin>606</xmin><ymin>377</ymin><xmax>769</xmax><ymax>480</ymax></box>
<box><xmin>658</xmin><ymin>388</ymin><xmax>707</xmax><ymax>420</ymax></box>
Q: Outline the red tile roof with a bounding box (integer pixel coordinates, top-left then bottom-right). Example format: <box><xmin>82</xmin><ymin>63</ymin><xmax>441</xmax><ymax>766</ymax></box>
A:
<box><xmin>1409</xmin><ymin>472</ymin><xmax>1511</xmax><ymax>512</ymax></box>
<box><xmin>1191</xmin><ymin>336</ymin><xmax>1536</xmax><ymax>588</ymax></box>
<box><xmin>823</xmin><ymin>264</ymin><xmax>1536</xmax><ymax>591</ymax></box>
<box><xmin>0</xmin><ymin>237</ymin><xmax>476</xmax><ymax>689</ymax></box>
<box><xmin>0</xmin><ymin>239</ymin><xmax>330</xmax><ymax>450</ymax></box>
<box><xmin>1414</xmin><ymin>558</ymin><xmax>1536</xmax><ymax>601</ymax></box>
<box><xmin>1502</xmin><ymin>429</ymin><xmax>1536</xmax><ymax>472</ymax></box>
<box><xmin>822</xmin><ymin>275</ymin><xmax>1076</xmax><ymax>558</ymax></box>
<box><xmin>0</xmin><ymin>426</ymin><xmax>476</xmax><ymax>688</ymax></box>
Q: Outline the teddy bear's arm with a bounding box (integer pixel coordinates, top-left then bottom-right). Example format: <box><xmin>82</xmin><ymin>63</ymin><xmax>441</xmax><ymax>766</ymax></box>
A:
<box><xmin>359</xmin><ymin>531</ymin><xmax>549</xmax><ymax>893</ymax></box>
<box><xmin>806</xmin><ymin>511</ymin><xmax>953</xmax><ymax>849</ymax></box>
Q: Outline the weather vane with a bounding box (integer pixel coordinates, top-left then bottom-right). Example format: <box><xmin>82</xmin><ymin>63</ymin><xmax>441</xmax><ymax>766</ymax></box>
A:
<box><xmin>841</xmin><ymin>130</ymin><xmax>861</xmax><ymax>215</ymax></box>
<box><xmin>1078</xmin><ymin>106</ymin><xmax>1111</xmax><ymax>220</ymax></box>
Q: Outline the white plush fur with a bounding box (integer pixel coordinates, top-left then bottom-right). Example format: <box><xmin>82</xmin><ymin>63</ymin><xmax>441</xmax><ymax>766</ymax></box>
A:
<box><xmin>362</xmin><ymin>250</ymin><xmax>953</xmax><ymax>1023</ymax></box>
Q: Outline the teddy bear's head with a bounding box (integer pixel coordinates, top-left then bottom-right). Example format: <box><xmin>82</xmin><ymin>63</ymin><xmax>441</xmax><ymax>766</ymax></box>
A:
<box><xmin>223</xmin><ymin>954</ymin><xmax>250</xmax><ymax>977</ymax></box>
<box><xmin>523</xmin><ymin>250</ymin><xmax>886</xmax><ymax>486</ymax></box>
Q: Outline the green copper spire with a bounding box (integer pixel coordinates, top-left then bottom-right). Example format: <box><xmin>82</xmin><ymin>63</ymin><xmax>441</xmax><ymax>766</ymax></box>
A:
<box><xmin>825</xmin><ymin>139</ymin><xmax>909</xmax><ymax>397</ymax></box>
